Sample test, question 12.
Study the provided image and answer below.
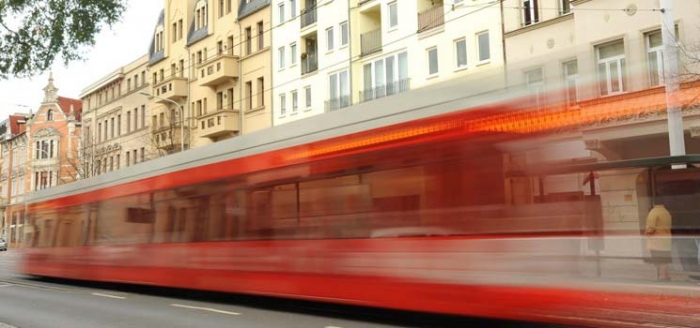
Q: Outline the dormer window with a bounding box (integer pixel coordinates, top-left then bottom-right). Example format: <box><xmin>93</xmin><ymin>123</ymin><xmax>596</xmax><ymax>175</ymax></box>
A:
<box><xmin>154</xmin><ymin>25</ymin><xmax>165</xmax><ymax>52</ymax></box>
<box><xmin>47</xmin><ymin>110</ymin><xmax>54</xmax><ymax>121</ymax></box>
<box><xmin>195</xmin><ymin>0</ymin><xmax>208</xmax><ymax>30</ymax></box>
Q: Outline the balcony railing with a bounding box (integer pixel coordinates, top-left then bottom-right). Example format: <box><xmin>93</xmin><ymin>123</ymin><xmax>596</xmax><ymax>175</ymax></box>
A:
<box><xmin>197</xmin><ymin>54</ymin><xmax>239</xmax><ymax>87</ymax></box>
<box><xmin>361</xmin><ymin>29</ymin><xmax>382</xmax><ymax>56</ymax></box>
<box><xmin>359</xmin><ymin>78</ymin><xmax>410</xmax><ymax>103</ymax></box>
<box><xmin>153</xmin><ymin>76</ymin><xmax>188</xmax><ymax>102</ymax></box>
<box><xmin>300</xmin><ymin>8</ymin><xmax>317</xmax><ymax>28</ymax></box>
<box><xmin>301</xmin><ymin>54</ymin><xmax>318</xmax><ymax>75</ymax></box>
<box><xmin>418</xmin><ymin>4</ymin><xmax>445</xmax><ymax>32</ymax></box>
<box><xmin>325</xmin><ymin>95</ymin><xmax>351</xmax><ymax>111</ymax></box>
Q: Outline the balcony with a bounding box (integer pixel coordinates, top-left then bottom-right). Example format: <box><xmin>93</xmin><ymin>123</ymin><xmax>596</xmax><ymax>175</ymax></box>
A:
<box><xmin>197</xmin><ymin>54</ymin><xmax>239</xmax><ymax>87</ymax></box>
<box><xmin>325</xmin><ymin>95</ymin><xmax>351</xmax><ymax>111</ymax></box>
<box><xmin>361</xmin><ymin>29</ymin><xmax>382</xmax><ymax>56</ymax></box>
<box><xmin>359</xmin><ymin>78</ymin><xmax>410</xmax><ymax>103</ymax></box>
<box><xmin>301</xmin><ymin>54</ymin><xmax>318</xmax><ymax>75</ymax></box>
<box><xmin>300</xmin><ymin>8</ymin><xmax>317</xmax><ymax>29</ymax></box>
<box><xmin>153</xmin><ymin>76</ymin><xmax>188</xmax><ymax>103</ymax></box>
<box><xmin>418</xmin><ymin>4</ymin><xmax>445</xmax><ymax>32</ymax></box>
<box><xmin>197</xmin><ymin>108</ymin><xmax>240</xmax><ymax>138</ymax></box>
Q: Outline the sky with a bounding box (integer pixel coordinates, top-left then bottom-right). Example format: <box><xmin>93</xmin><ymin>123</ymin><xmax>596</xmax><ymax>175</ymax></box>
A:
<box><xmin>0</xmin><ymin>0</ymin><xmax>164</xmax><ymax>118</ymax></box>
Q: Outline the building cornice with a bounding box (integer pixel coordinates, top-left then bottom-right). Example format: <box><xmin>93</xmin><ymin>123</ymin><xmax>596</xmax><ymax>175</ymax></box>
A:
<box><xmin>505</xmin><ymin>13</ymin><xmax>574</xmax><ymax>38</ymax></box>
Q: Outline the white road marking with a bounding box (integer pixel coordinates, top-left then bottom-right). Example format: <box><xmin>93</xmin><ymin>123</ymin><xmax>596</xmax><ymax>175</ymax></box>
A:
<box><xmin>0</xmin><ymin>283</ymin><xmax>12</xmax><ymax>288</ymax></box>
<box><xmin>91</xmin><ymin>292</ymin><xmax>126</xmax><ymax>299</ymax></box>
<box><xmin>170</xmin><ymin>303</ymin><xmax>241</xmax><ymax>315</ymax></box>
<box><xmin>325</xmin><ymin>326</ymin><xmax>344</xmax><ymax>328</ymax></box>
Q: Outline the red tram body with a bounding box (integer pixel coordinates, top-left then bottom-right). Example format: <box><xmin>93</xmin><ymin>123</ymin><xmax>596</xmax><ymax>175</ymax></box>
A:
<box><xmin>17</xmin><ymin>80</ymin><xmax>700</xmax><ymax>327</ymax></box>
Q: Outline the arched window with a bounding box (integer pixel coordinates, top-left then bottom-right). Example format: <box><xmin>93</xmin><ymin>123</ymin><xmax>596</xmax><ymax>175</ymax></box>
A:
<box><xmin>47</xmin><ymin>109</ymin><xmax>53</xmax><ymax>121</ymax></box>
<box><xmin>195</xmin><ymin>0</ymin><xmax>208</xmax><ymax>30</ymax></box>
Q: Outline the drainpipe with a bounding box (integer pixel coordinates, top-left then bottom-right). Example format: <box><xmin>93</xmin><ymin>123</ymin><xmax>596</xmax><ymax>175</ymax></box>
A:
<box><xmin>237</xmin><ymin>20</ymin><xmax>244</xmax><ymax>136</ymax></box>
<box><xmin>347</xmin><ymin>1</ymin><xmax>353</xmax><ymax>108</ymax></box>
<box><xmin>500</xmin><ymin>0</ymin><xmax>508</xmax><ymax>89</ymax></box>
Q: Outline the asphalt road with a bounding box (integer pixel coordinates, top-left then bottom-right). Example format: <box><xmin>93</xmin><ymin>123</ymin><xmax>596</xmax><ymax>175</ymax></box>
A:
<box><xmin>0</xmin><ymin>250</ymin><xmax>578</xmax><ymax>328</ymax></box>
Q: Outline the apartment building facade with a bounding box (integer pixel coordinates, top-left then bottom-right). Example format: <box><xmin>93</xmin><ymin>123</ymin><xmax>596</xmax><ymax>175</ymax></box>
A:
<box><xmin>502</xmin><ymin>0</ymin><xmax>700</xmax><ymax>258</ymax></box>
<box><xmin>272</xmin><ymin>0</ymin><xmax>352</xmax><ymax>124</ymax></box>
<box><xmin>80</xmin><ymin>55</ymin><xmax>152</xmax><ymax>176</ymax></box>
<box><xmin>0</xmin><ymin>75</ymin><xmax>83</xmax><ymax>247</ymax></box>
<box><xmin>147</xmin><ymin>0</ymin><xmax>272</xmax><ymax>152</ymax></box>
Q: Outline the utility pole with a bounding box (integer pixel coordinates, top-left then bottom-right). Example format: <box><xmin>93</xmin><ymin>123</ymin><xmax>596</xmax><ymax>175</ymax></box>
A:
<box><xmin>660</xmin><ymin>0</ymin><xmax>686</xmax><ymax>168</ymax></box>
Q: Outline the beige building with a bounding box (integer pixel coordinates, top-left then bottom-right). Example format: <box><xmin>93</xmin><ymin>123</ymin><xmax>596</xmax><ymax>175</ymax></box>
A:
<box><xmin>80</xmin><ymin>55</ymin><xmax>152</xmax><ymax>175</ymax></box>
<box><xmin>147</xmin><ymin>0</ymin><xmax>272</xmax><ymax>153</ymax></box>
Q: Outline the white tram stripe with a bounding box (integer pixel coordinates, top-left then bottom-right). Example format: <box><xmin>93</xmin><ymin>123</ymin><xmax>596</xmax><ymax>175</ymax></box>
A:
<box><xmin>91</xmin><ymin>292</ymin><xmax>126</xmax><ymax>299</ymax></box>
<box><xmin>170</xmin><ymin>303</ymin><xmax>241</xmax><ymax>315</ymax></box>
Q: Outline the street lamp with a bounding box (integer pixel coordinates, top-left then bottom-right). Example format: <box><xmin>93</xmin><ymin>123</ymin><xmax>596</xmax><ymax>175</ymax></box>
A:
<box><xmin>140</xmin><ymin>92</ymin><xmax>185</xmax><ymax>153</ymax></box>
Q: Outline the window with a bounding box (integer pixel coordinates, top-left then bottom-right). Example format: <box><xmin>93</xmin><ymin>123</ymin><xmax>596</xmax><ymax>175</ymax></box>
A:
<box><xmin>522</xmin><ymin>0</ymin><xmax>539</xmax><ymax>26</ymax></box>
<box><xmin>279</xmin><ymin>3</ymin><xmax>285</xmax><ymax>23</ymax></box>
<box><xmin>46</xmin><ymin>110</ymin><xmax>54</xmax><ymax>121</ymax></box>
<box><xmin>219</xmin><ymin>0</ymin><xmax>224</xmax><ymax>17</ymax></box>
<box><xmin>290</xmin><ymin>0</ymin><xmax>296</xmax><ymax>18</ymax></box>
<box><xmin>427</xmin><ymin>47</ymin><xmax>439</xmax><ymax>76</ymax></box>
<box><xmin>647</xmin><ymin>30</ymin><xmax>664</xmax><ymax>86</ymax></box>
<box><xmin>560</xmin><ymin>0</ymin><xmax>570</xmax><ymax>15</ymax></box>
<box><xmin>227</xmin><ymin>0</ymin><xmax>232</xmax><ymax>13</ymax></box>
<box><xmin>563</xmin><ymin>60</ymin><xmax>578</xmax><ymax>106</ymax></box>
<box><xmin>388</xmin><ymin>2</ymin><xmax>398</xmax><ymax>29</ymax></box>
<box><xmin>172</xmin><ymin>22</ymin><xmax>177</xmax><ymax>42</ymax></box>
<box><xmin>279</xmin><ymin>46</ymin><xmax>286</xmax><ymax>69</ymax></box>
<box><xmin>245</xmin><ymin>27</ymin><xmax>252</xmax><ymax>55</ymax></box>
<box><xmin>290</xmin><ymin>42</ymin><xmax>297</xmax><ymax>65</ymax></box>
<box><xmin>178</xmin><ymin>19</ymin><xmax>183</xmax><ymax>40</ymax></box>
<box><xmin>455</xmin><ymin>38</ymin><xmax>467</xmax><ymax>69</ymax></box>
<box><xmin>134</xmin><ymin>107</ymin><xmax>139</xmax><ymax>129</ymax></box>
<box><xmin>597</xmin><ymin>40</ymin><xmax>626</xmax><ymax>96</ymax></box>
<box><xmin>305</xmin><ymin>86</ymin><xmax>312</xmax><ymax>109</ymax></box>
<box><xmin>340</xmin><ymin>21</ymin><xmax>349</xmax><ymax>47</ymax></box>
<box><xmin>329</xmin><ymin>70</ymin><xmax>350</xmax><ymax>109</ymax></box>
<box><xmin>291</xmin><ymin>90</ymin><xmax>298</xmax><ymax>112</ymax></box>
<box><xmin>246</xmin><ymin>81</ymin><xmax>253</xmax><ymax>110</ymax></box>
<box><xmin>326</xmin><ymin>27</ymin><xmax>334</xmax><ymax>51</ymax></box>
<box><xmin>258</xmin><ymin>21</ymin><xmax>264</xmax><ymax>50</ymax></box>
<box><xmin>257</xmin><ymin>77</ymin><xmax>265</xmax><ymax>107</ymax></box>
<box><xmin>362</xmin><ymin>52</ymin><xmax>409</xmax><ymax>101</ymax></box>
<box><xmin>525</xmin><ymin>68</ymin><xmax>544</xmax><ymax>107</ymax></box>
<box><xmin>477</xmin><ymin>31</ymin><xmax>490</xmax><ymax>62</ymax></box>
<box><xmin>280</xmin><ymin>94</ymin><xmax>287</xmax><ymax>115</ymax></box>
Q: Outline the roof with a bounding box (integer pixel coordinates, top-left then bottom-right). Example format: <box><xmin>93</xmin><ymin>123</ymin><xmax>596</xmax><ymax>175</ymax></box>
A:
<box><xmin>238</xmin><ymin>0</ymin><xmax>270</xmax><ymax>20</ymax></box>
<box><xmin>57</xmin><ymin>96</ymin><xmax>83</xmax><ymax>122</ymax></box>
<box><xmin>8</xmin><ymin>114</ymin><xmax>28</xmax><ymax>135</ymax></box>
<box><xmin>148</xmin><ymin>9</ymin><xmax>165</xmax><ymax>66</ymax></box>
<box><xmin>505</xmin><ymin>155</ymin><xmax>700</xmax><ymax>177</ymax></box>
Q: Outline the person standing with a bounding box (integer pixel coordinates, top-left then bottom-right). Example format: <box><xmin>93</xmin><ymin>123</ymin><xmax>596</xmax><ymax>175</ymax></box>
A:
<box><xmin>645</xmin><ymin>202</ymin><xmax>673</xmax><ymax>281</ymax></box>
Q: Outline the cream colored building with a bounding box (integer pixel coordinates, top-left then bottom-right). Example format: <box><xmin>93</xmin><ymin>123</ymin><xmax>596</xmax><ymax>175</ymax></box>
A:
<box><xmin>502</xmin><ymin>0</ymin><xmax>700</xmax><ymax>259</ymax></box>
<box><xmin>147</xmin><ymin>0</ymin><xmax>272</xmax><ymax>153</ymax></box>
<box><xmin>80</xmin><ymin>55</ymin><xmax>152</xmax><ymax>175</ymax></box>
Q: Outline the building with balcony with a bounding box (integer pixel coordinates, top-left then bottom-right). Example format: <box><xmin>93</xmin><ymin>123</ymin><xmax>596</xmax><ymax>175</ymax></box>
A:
<box><xmin>349</xmin><ymin>0</ymin><xmax>504</xmax><ymax>105</ymax></box>
<box><xmin>80</xmin><ymin>55</ymin><xmax>152</xmax><ymax>175</ymax></box>
<box><xmin>272</xmin><ymin>0</ymin><xmax>352</xmax><ymax>124</ymax></box>
<box><xmin>501</xmin><ymin>0</ymin><xmax>700</xmax><ymax>259</ymax></box>
<box><xmin>147</xmin><ymin>0</ymin><xmax>272</xmax><ymax>151</ymax></box>
<box><xmin>0</xmin><ymin>114</ymin><xmax>28</xmax><ymax>247</ymax></box>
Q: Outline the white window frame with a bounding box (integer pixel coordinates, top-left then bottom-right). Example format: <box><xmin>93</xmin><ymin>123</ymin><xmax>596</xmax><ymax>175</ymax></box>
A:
<box><xmin>362</xmin><ymin>51</ymin><xmax>409</xmax><ymax>100</ymax></box>
<box><xmin>454</xmin><ymin>38</ymin><xmax>467</xmax><ymax>69</ymax></box>
<box><xmin>477</xmin><ymin>31</ymin><xmax>491</xmax><ymax>63</ymax></box>
<box><xmin>388</xmin><ymin>2</ymin><xmax>398</xmax><ymax>30</ymax></box>
<box><xmin>525</xmin><ymin>67</ymin><xmax>544</xmax><ymax>108</ymax></box>
<box><xmin>560</xmin><ymin>0</ymin><xmax>571</xmax><ymax>15</ymax></box>
<box><xmin>340</xmin><ymin>21</ymin><xmax>349</xmax><ymax>47</ymax></box>
<box><xmin>278</xmin><ymin>3</ymin><xmax>285</xmax><ymax>23</ymax></box>
<box><xmin>522</xmin><ymin>0</ymin><xmax>539</xmax><ymax>26</ymax></box>
<box><xmin>646</xmin><ymin>30</ymin><xmax>664</xmax><ymax>87</ymax></box>
<box><xmin>304</xmin><ymin>86</ymin><xmax>312</xmax><ymax>109</ymax></box>
<box><xmin>427</xmin><ymin>47</ymin><xmax>439</xmax><ymax>77</ymax></box>
<box><xmin>596</xmin><ymin>40</ymin><xmax>626</xmax><ymax>96</ymax></box>
<box><xmin>326</xmin><ymin>26</ymin><xmax>334</xmax><ymax>52</ymax></box>
<box><xmin>291</xmin><ymin>90</ymin><xmax>298</xmax><ymax>112</ymax></box>
<box><xmin>329</xmin><ymin>69</ymin><xmax>350</xmax><ymax>109</ymax></box>
<box><xmin>290</xmin><ymin>0</ymin><xmax>296</xmax><ymax>18</ymax></box>
<box><xmin>290</xmin><ymin>42</ymin><xmax>297</xmax><ymax>66</ymax></box>
<box><xmin>278</xmin><ymin>46</ymin><xmax>286</xmax><ymax>69</ymax></box>
<box><xmin>279</xmin><ymin>93</ymin><xmax>287</xmax><ymax>116</ymax></box>
<box><xmin>562</xmin><ymin>59</ymin><xmax>578</xmax><ymax>106</ymax></box>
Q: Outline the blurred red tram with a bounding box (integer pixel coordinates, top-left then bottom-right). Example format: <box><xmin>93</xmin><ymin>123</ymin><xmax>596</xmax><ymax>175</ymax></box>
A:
<box><xmin>17</xmin><ymin>80</ymin><xmax>700</xmax><ymax>327</ymax></box>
